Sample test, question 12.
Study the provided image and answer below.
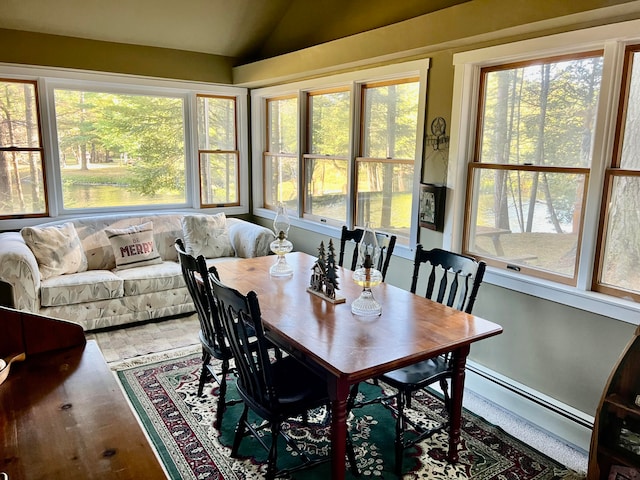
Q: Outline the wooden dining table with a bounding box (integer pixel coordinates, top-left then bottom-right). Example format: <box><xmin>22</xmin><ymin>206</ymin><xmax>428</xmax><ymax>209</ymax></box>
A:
<box><xmin>213</xmin><ymin>251</ymin><xmax>503</xmax><ymax>479</ymax></box>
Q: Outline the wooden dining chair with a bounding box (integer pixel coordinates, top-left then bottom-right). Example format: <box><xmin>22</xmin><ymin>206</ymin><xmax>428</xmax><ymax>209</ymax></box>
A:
<box><xmin>207</xmin><ymin>266</ymin><xmax>359</xmax><ymax>479</ymax></box>
<box><xmin>338</xmin><ymin>225</ymin><xmax>397</xmax><ymax>281</ymax></box>
<box><xmin>175</xmin><ymin>239</ymin><xmax>240</xmax><ymax>429</ymax></box>
<box><xmin>351</xmin><ymin>245</ymin><xmax>486</xmax><ymax>476</ymax></box>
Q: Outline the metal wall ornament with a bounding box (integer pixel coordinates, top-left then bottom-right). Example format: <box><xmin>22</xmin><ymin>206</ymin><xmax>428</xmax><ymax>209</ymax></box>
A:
<box><xmin>425</xmin><ymin>116</ymin><xmax>450</xmax><ymax>151</ymax></box>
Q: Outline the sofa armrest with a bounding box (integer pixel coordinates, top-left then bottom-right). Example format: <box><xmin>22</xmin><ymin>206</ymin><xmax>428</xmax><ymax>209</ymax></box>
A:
<box><xmin>0</xmin><ymin>232</ymin><xmax>40</xmax><ymax>312</ymax></box>
<box><xmin>227</xmin><ymin>219</ymin><xmax>275</xmax><ymax>258</ymax></box>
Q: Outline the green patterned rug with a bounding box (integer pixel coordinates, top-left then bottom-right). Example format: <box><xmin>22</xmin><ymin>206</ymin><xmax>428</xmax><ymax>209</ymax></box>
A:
<box><xmin>116</xmin><ymin>351</ymin><xmax>585</xmax><ymax>479</ymax></box>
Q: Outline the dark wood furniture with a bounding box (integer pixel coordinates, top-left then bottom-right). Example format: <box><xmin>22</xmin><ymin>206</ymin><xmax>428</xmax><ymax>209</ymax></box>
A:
<box><xmin>176</xmin><ymin>238</ymin><xmax>236</xmax><ymax>429</ymax></box>
<box><xmin>338</xmin><ymin>226</ymin><xmax>396</xmax><ymax>281</ymax></box>
<box><xmin>0</xmin><ymin>307</ymin><xmax>166</xmax><ymax>480</ymax></box>
<box><xmin>209</xmin><ymin>266</ymin><xmax>357</xmax><ymax>479</ymax></box>
<box><xmin>588</xmin><ymin>324</ymin><xmax>640</xmax><ymax>479</ymax></box>
<box><xmin>213</xmin><ymin>251</ymin><xmax>502</xmax><ymax>480</ymax></box>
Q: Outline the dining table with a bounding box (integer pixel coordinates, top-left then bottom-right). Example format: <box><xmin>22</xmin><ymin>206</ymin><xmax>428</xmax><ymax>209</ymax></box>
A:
<box><xmin>213</xmin><ymin>251</ymin><xmax>503</xmax><ymax>479</ymax></box>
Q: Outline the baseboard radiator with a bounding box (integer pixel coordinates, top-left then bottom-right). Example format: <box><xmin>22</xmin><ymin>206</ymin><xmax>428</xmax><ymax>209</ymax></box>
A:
<box><xmin>464</xmin><ymin>360</ymin><xmax>594</xmax><ymax>452</ymax></box>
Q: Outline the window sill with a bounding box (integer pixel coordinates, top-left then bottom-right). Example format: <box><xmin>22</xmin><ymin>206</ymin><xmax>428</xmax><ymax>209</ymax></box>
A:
<box><xmin>484</xmin><ymin>267</ymin><xmax>640</xmax><ymax>325</ymax></box>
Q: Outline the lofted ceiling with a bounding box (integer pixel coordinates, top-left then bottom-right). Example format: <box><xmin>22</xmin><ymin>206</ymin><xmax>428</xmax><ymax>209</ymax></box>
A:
<box><xmin>1</xmin><ymin>0</ymin><xmax>470</xmax><ymax>64</ymax></box>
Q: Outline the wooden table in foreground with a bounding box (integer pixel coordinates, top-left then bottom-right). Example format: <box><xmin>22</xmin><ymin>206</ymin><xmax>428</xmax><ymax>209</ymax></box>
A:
<box><xmin>214</xmin><ymin>252</ymin><xmax>503</xmax><ymax>480</ymax></box>
<box><xmin>0</xmin><ymin>307</ymin><xmax>166</xmax><ymax>480</ymax></box>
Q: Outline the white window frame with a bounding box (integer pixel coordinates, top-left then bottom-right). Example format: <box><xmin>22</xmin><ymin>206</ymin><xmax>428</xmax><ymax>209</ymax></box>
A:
<box><xmin>0</xmin><ymin>63</ymin><xmax>249</xmax><ymax>232</ymax></box>
<box><xmin>450</xmin><ymin>20</ymin><xmax>640</xmax><ymax>324</ymax></box>
<box><xmin>251</xmin><ymin>60</ymin><xmax>430</xmax><ymax>260</ymax></box>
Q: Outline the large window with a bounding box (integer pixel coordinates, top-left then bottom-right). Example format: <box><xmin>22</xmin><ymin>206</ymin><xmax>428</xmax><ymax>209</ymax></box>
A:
<box><xmin>0</xmin><ymin>79</ymin><xmax>47</xmax><ymax>218</ymax></box>
<box><xmin>196</xmin><ymin>95</ymin><xmax>239</xmax><ymax>207</ymax></box>
<box><xmin>595</xmin><ymin>45</ymin><xmax>640</xmax><ymax>302</ymax></box>
<box><xmin>465</xmin><ymin>53</ymin><xmax>603</xmax><ymax>285</ymax></box>
<box><xmin>0</xmin><ymin>65</ymin><xmax>247</xmax><ymax>225</ymax></box>
<box><xmin>254</xmin><ymin>62</ymin><xmax>426</xmax><ymax>246</ymax></box>
<box><xmin>264</xmin><ymin>96</ymin><xmax>298</xmax><ymax>212</ymax></box>
<box><xmin>53</xmin><ymin>88</ymin><xmax>187</xmax><ymax>209</ymax></box>
<box><xmin>357</xmin><ymin>79</ymin><xmax>419</xmax><ymax>238</ymax></box>
<box><xmin>304</xmin><ymin>88</ymin><xmax>351</xmax><ymax>224</ymax></box>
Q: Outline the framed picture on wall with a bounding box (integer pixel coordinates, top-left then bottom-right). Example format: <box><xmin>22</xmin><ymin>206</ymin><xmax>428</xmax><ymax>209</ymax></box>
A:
<box><xmin>419</xmin><ymin>183</ymin><xmax>446</xmax><ymax>232</ymax></box>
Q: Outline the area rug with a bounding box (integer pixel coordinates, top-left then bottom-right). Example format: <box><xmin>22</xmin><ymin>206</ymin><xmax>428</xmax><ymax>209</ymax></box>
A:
<box><xmin>116</xmin><ymin>351</ymin><xmax>584</xmax><ymax>480</ymax></box>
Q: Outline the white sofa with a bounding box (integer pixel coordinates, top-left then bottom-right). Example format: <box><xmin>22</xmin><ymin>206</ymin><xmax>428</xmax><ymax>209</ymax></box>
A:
<box><xmin>0</xmin><ymin>212</ymin><xmax>275</xmax><ymax>331</ymax></box>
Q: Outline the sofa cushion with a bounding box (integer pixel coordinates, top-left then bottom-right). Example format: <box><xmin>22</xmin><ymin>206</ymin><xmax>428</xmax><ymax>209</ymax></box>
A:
<box><xmin>114</xmin><ymin>261</ymin><xmax>184</xmax><ymax>296</ymax></box>
<box><xmin>40</xmin><ymin>270</ymin><xmax>124</xmax><ymax>307</ymax></box>
<box><xmin>21</xmin><ymin>222</ymin><xmax>88</xmax><ymax>280</ymax></box>
<box><xmin>105</xmin><ymin>222</ymin><xmax>163</xmax><ymax>270</ymax></box>
<box><xmin>181</xmin><ymin>213</ymin><xmax>235</xmax><ymax>259</ymax></box>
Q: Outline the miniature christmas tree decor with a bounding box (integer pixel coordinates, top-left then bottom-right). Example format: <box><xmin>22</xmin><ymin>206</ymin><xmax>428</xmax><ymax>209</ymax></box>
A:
<box><xmin>307</xmin><ymin>239</ymin><xmax>345</xmax><ymax>304</ymax></box>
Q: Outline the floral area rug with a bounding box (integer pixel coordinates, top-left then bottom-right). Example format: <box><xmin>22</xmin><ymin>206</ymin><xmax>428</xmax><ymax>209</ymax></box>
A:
<box><xmin>116</xmin><ymin>351</ymin><xmax>585</xmax><ymax>479</ymax></box>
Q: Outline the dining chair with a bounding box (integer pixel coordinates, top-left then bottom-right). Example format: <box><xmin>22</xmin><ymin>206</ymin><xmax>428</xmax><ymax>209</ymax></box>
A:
<box><xmin>207</xmin><ymin>266</ymin><xmax>359</xmax><ymax>480</ymax></box>
<box><xmin>351</xmin><ymin>244</ymin><xmax>486</xmax><ymax>476</ymax></box>
<box><xmin>338</xmin><ymin>225</ymin><xmax>397</xmax><ymax>281</ymax></box>
<box><xmin>175</xmin><ymin>239</ymin><xmax>240</xmax><ymax>429</ymax></box>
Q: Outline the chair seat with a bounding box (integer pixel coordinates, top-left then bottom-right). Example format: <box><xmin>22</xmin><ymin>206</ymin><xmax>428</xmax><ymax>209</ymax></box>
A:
<box><xmin>381</xmin><ymin>355</ymin><xmax>450</xmax><ymax>390</ymax></box>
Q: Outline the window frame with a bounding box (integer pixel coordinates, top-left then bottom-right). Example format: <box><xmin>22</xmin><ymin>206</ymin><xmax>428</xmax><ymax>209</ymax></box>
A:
<box><xmin>0</xmin><ymin>78</ymin><xmax>49</xmax><ymax>219</ymax></box>
<box><xmin>450</xmin><ymin>20</ymin><xmax>640</xmax><ymax>325</ymax></box>
<box><xmin>0</xmin><ymin>63</ymin><xmax>249</xmax><ymax>232</ymax></box>
<box><xmin>251</xmin><ymin>60</ymin><xmax>429</xmax><ymax>258</ymax></box>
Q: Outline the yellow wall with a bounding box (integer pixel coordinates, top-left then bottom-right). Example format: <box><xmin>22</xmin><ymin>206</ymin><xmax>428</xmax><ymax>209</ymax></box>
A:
<box><xmin>0</xmin><ymin>28</ymin><xmax>234</xmax><ymax>84</ymax></box>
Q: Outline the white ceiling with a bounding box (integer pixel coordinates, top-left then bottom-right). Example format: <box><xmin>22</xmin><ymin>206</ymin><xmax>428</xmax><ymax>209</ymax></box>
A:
<box><xmin>1</xmin><ymin>0</ymin><xmax>470</xmax><ymax>62</ymax></box>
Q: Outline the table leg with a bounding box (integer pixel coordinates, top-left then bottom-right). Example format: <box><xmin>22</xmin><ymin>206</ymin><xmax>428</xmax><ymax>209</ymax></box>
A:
<box><xmin>449</xmin><ymin>344</ymin><xmax>470</xmax><ymax>463</ymax></box>
<box><xmin>328</xmin><ymin>377</ymin><xmax>349</xmax><ymax>480</ymax></box>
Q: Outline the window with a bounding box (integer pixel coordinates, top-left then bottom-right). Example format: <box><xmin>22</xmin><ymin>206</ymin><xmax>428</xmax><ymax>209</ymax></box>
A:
<box><xmin>0</xmin><ymin>64</ymin><xmax>248</xmax><ymax>225</ymax></box>
<box><xmin>304</xmin><ymin>88</ymin><xmax>351</xmax><ymax>224</ymax></box>
<box><xmin>357</xmin><ymin>79</ymin><xmax>419</xmax><ymax>238</ymax></box>
<box><xmin>0</xmin><ymin>79</ymin><xmax>47</xmax><ymax>218</ymax></box>
<box><xmin>196</xmin><ymin>95</ymin><xmax>239</xmax><ymax>207</ymax></box>
<box><xmin>464</xmin><ymin>53</ymin><xmax>603</xmax><ymax>285</ymax></box>
<box><xmin>253</xmin><ymin>61</ymin><xmax>427</xmax><ymax>247</ymax></box>
<box><xmin>53</xmin><ymin>88</ymin><xmax>187</xmax><ymax>209</ymax></box>
<box><xmin>264</xmin><ymin>96</ymin><xmax>298</xmax><ymax>212</ymax></box>
<box><xmin>595</xmin><ymin>45</ymin><xmax>640</xmax><ymax>302</ymax></box>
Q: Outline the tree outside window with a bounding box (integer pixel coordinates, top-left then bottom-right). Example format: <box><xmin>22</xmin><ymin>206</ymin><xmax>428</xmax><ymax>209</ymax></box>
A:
<box><xmin>465</xmin><ymin>53</ymin><xmax>603</xmax><ymax>284</ymax></box>
<box><xmin>0</xmin><ymin>79</ymin><xmax>47</xmax><ymax>218</ymax></box>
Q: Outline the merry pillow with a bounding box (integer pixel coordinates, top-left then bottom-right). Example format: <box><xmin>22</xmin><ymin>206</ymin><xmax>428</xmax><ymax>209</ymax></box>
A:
<box><xmin>105</xmin><ymin>222</ymin><xmax>162</xmax><ymax>270</ymax></box>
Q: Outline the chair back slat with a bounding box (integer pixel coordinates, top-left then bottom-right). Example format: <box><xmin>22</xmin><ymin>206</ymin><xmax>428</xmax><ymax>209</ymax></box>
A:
<box><xmin>208</xmin><ymin>267</ymin><xmax>277</xmax><ymax>411</ymax></box>
<box><xmin>175</xmin><ymin>239</ymin><xmax>228</xmax><ymax>356</ymax></box>
<box><xmin>411</xmin><ymin>245</ymin><xmax>486</xmax><ymax>314</ymax></box>
<box><xmin>339</xmin><ymin>226</ymin><xmax>396</xmax><ymax>281</ymax></box>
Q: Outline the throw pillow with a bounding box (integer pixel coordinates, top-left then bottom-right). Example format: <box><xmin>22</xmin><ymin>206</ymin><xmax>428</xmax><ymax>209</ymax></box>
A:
<box><xmin>181</xmin><ymin>213</ymin><xmax>235</xmax><ymax>259</ymax></box>
<box><xmin>21</xmin><ymin>222</ymin><xmax>88</xmax><ymax>280</ymax></box>
<box><xmin>105</xmin><ymin>221</ymin><xmax>162</xmax><ymax>270</ymax></box>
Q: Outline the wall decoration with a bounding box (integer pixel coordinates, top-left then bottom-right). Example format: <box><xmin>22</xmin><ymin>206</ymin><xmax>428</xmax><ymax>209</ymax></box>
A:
<box><xmin>419</xmin><ymin>183</ymin><xmax>446</xmax><ymax>232</ymax></box>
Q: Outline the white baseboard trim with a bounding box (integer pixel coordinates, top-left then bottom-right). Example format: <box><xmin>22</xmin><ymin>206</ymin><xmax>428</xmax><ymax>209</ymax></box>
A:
<box><xmin>464</xmin><ymin>360</ymin><xmax>594</xmax><ymax>452</ymax></box>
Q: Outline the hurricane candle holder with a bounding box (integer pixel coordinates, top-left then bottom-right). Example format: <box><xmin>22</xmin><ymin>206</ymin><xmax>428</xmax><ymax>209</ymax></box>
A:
<box><xmin>351</xmin><ymin>224</ymin><xmax>382</xmax><ymax>316</ymax></box>
<box><xmin>269</xmin><ymin>203</ymin><xmax>294</xmax><ymax>277</ymax></box>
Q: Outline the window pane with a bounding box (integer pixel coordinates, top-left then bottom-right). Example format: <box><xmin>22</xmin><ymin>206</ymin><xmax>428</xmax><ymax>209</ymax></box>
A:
<box><xmin>600</xmin><ymin>176</ymin><xmax>640</xmax><ymax>294</ymax></box>
<box><xmin>55</xmin><ymin>89</ymin><xmax>186</xmax><ymax>209</ymax></box>
<box><xmin>0</xmin><ymin>80</ymin><xmax>47</xmax><ymax>216</ymax></box>
<box><xmin>467</xmin><ymin>167</ymin><xmax>586</xmax><ymax>278</ymax></box>
<box><xmin>304</xmin><ymin>157</ymin><xmax>347</xmax><ymax>222</ymax></box>
<box><xmin>200</xmin><ymin>152</ymin><xmax>238</xmax><ymax>205</ymax></box>
<box><xmin>265</xmin><ymin>155</ymin><xmax>297</xmax><ymax>212</ymax></box>
<box><xmin>480</xmin><ymin>56</ymin><xmax>603</xmax><ymax>167</ymax></box>
<box><xmin>0</xmin><ymin>151</ymin><xmax>46</xmax><ymax>215</ymax></box>
<box><xmin>362</xmin><ymin>82</ymin><xmax>419</xmax><ymax>159</ymax></box>
<box><xmin>620</xmin><ymin>52</ymin><xmax>640</xmax><ymax>170</ymax></box>
<box><xmin>268</xmin><ymin>97</ymin><xmax>297</xmax><ymax>153</ymax></box>
<box><xmin>309</xmin><ymin>91</ymin><xmax>350</xmax><ymax>156</ymax></box>
<box><xmin>197</xmin><ymin>96</ymin><xmax>236</xmax><ymax>150</ymax></box>
<box><xmin>356</xmin><ymin>161</ymin><xmax>413</xmax><ymax>238</ymax></box>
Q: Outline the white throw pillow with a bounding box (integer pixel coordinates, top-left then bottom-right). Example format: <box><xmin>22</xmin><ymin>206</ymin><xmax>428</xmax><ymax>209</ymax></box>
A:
<box><xmin>181</xmin><ymin>213</ymin><xmax>235</xmax><ymax>259</ymax></box>
<box><xmin>21</xmin><ymin>222</ymin><xmax>88</xmax><ymax>280</ymax></box>
<box><xmin>105</xmin><ymin>221</ymin><xmax>162</xmax><ymax>270</ymax></box>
